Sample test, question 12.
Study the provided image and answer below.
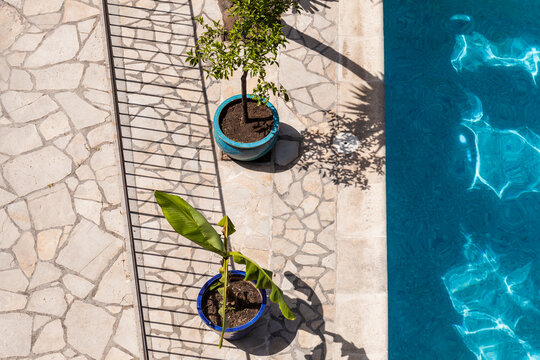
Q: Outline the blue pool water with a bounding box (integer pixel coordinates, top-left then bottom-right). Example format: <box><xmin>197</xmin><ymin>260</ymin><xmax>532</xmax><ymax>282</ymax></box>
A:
<box><xmin>384</xmin><ymin>1</ymin><xmax>540</xmax><ymax>359</ymax></box>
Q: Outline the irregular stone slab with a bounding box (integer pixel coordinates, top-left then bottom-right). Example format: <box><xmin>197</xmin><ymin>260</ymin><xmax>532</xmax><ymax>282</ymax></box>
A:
<box><xmin>279</xmin><ymin>54</ymin><xmax>329</xmax><ymax>90</ymax></box>
<box><xmin>9</xmin><ymin>69</ymin><xmax>33</xmax><ymax>90</ymax></box>
<box><xmin>11</xmin><ymin>32</ymin><xmax>45</xmax><ymax>52</ymax></box>
<box><xmin>0</xmin><ymin>124</ymin><xmax>43</xmax><ymax>155</ymax></box>
<box><xmin>4</xmin><ymin>146</ymin><xmax>72</xmax><ymax>196</ymax></box>
<box><xmin>94</xmin><ymin>256</ymin><xmax>132</xmax><ymax>305</ymax></box>
<box><xmin>28</xmin><ymin>13</ymin><xmax>62</xmax><ymax>31</ymax></box>
<box><xmin>83</xmin><ymin>63</ymin><xmax>109</xmax><ymax>91</ymax></box>
<box><xmin>31</xmin><ymin>63</ymin><xmax>84</xmax><ymax>90</ymax></box>
<box><xmin>74</xmin><ymin>198</ymin><xmax>102</xmax><ymax>224</ymax></box>
<box><xmin>0</xmin><ymin>290</ymin><xmax>27</xmax><ymax>311</ymax></box>
<box><xmin>55</xmin><ymin>92</ymin><xmax>108</xmax><ymax>129</ymax></box>
<box><xmin>0</xmin><ymin>208</ymin><xmax>20</xmax><ymax>249</ymax></box>
<box><xmin>90</xmin><ymin>143</ymin><xmax>121</xmax><ymax>204</ymax></box>
<box><xmin>0</xmin><ymin>313</ymin><xmax>32</xmax><ymax>357</ymax></box>
<box><xmin>74</xmin><ymin>181</ymin><xmax>102</xmax><ymax>201</ymax></box>
<box><xmin>78</xmin><ymin>25</ymin><xmax>105</xmax><ymax>62</ymax></box>
<box><xmin>32</xmin><ymin>319</ymin><xmax>65</xmax><ymax>354</ymax></box>
<box><xmin>275</xmin><ymin>140</ymin><xmax>300</xmax><ymax>166</ymax></box>
<box><xmin>56</xmin><ymin>219</ymin><xmax>123</xmax><ymax>280</ymax></box>
<box><xmin>0</xmin><ymin>268</ymin><xmax>28</xmax><ymax>292</ymax></box>
<box><xmin>0</xmin><ymin>2</ymin><xmax>26</xmax><ymax>51</ymax></box>
<box><xmin>27</xmin><ymin>184</ymin><xmax>75</xmax><ymax>230</ymax></box>
<box><xmin>37</xmin><ymin>229</ymin><xmax>62</xmax><ymax>260</ymax></box>
<box><xmin>6</xmin><ymin>201</ymin><xmax>30</xmax><ymax>231</ymax></box>
<box><xmin>25</xmin><ymin>25</ymin><xmax>79</xmax><ymax>68</ymax></box>
<box><xmin>65</xmin><ymin>301</ymin><xmax>116</xmax><ymax>359</ymax></box>
<box><xmin>0</xmin><ymin>92</ymin><xmax>59</xmax><ymax>123</ymax></box>
<box><xmin>29</xmin><ymin>262</ymin><xmax>62</xmax><ymax>289</ymax></box>
<box><xmin>0</xmin><ymin>252</ymin><xmax>15</xmax><ymax>270</ymax></box>
<box><xmin>113</xmin><ymin>308</ymin><xmax>139</xmax><ymax>356</ymax></box>
<box><xmin>102</xmin><ymin>208</ymin><xmax>125</xmax><ymax>236</ymax></box>
<box><xmin>62</xmin><ymin>274</ymin><xmax>93</xmax><ymax>298</ymax></box>
<box><xmin>105</xmin><ymin>347</ymin><xmax>132</xmax><ymax>360</ymax></box>
<box><xmin>12</xmin><ymin>232</ymin><xmax>37</xmax><ymax>277</ymax></box>
<box><xmin>62</xmin><ymin>0</ymin><xmax>100</xmax><ymax>22</ymax></box>
<box><xmin>27</xmin><ymin>287</ymin><xmax>67</xmax><ymax>316</ymax></box>
<box><xmin>23</xmin><ymin>0</ymin><xmax>64</xmax><ymax>16</ymax></box>
<box><xmin>0</xmin><ymin>188</ymin><xmax>17</xmax><ymax>207</ymax></box>
<box><xmin>39</xmin><ymin>112</ymin><xmax>71</xmax><ymax>140</ymax></box>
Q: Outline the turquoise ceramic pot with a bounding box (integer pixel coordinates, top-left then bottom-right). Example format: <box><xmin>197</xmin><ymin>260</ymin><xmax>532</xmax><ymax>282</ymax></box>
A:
<box><xmin>213</xmin><ymin>95</ymin><xmax>279</xmax><ymax>161</ymax></box>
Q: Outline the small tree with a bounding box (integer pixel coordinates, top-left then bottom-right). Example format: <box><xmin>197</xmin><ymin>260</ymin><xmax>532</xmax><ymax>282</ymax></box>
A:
<box><xmin>187</xmin><ymin>0</ymin><xmax>300</xmax><ymax>122</ymax></box>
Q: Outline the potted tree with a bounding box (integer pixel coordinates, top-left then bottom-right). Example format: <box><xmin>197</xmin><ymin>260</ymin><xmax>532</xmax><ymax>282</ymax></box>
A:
<box><xmin>154</xmin><ymin>190</ymin><xmax>295</xmax><ymax>347</ymax></box>
<box><xmin>187</xmin><ymin>0</ymin><xmax>300</xmax><ymax>161</ymax></box>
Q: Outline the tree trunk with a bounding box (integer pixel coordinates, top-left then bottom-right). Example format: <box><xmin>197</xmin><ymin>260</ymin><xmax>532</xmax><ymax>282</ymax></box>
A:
<box><xmin>241</xmin><ymin>70</ymin><xmax>248</xmax><ymax>123</ymax></box>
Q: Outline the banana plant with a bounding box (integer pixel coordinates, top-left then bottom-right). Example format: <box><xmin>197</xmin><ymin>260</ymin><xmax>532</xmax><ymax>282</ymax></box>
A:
<box><xmin>154</xmin><ymin>190</ymin><xmax>295</xmax><ymax>347</ymax></box>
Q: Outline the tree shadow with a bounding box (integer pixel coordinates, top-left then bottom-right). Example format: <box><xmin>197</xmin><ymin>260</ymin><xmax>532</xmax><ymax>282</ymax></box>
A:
<box><xmin>297</xmin><ymin>80</ymin><xmax>385</xmax><ymax>188</ymax></box>
<box><xmin>234</xmin><ymin>271</ymin><xmax>370</xmax><ymax>359</ymax></box>
<box><xmin>295</xmin><ymin>0</ymin><xmax>337</xmax><ymax>14</ymax></box>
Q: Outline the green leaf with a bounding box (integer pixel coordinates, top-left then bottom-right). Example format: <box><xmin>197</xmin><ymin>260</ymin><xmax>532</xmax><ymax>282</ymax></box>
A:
<box><xmin>217</xmin><ymin>215</ymin><xmax>236</xmax><ymax>237</ymax></box>
<box><xmin>154</xmin><ymin>191</ymin><xmax>226</xmax><ymax>257</ymax></box>
<box><xmin>230</xmin><ymin>251</ymin><xmax>296</xmax><ymax>320</ymax></box>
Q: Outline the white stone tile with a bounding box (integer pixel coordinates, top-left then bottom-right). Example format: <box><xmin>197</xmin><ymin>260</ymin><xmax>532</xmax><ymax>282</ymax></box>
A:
<box><xmin>28</xmin><ymin>262</ymin><xmax>62</xmax><ymax>289</ymax></box>
<box><xmin>102</xmin><ymin>207</ymin><xmax>126</xmax><ymax>236</ymax></box>
<box><xmin>27</xmin><ymin>183</ymin><xmax>76</xmax><ymax>230</ymax></box>
<box><xmin>0</xmin><ymin>124</ymin><xmax>43</xmax><ymax>155</ymax></box>
<box><xmin>0</xmin><ymin>2</ymin><xmax>26</xmax><ymax>52</ymax></box>
<box><xmin>78</xmin><ymin>25</ymin><xmax>106</xmax><ymax>62</ymax></box>
<box><xmin>25</xmin><ymin>25</ymin><xmax>79</xmax><ymax>68</ymax></box>
<box><xmin>0</xmin><ymin>289</ymin><xmax>27</xmax><ymax>311</ymax></box>
<box><xmin>0</xmin><ymin>92</ymin><xmax>58</xmax><ymax>123</ymax></box>
<box><xmin>0</xmin><ymin>313</ymin><xmax>32</xmax><ymax>357</ymax></box>
<box><xmin>37</xmin><ymin>229</ymin><xmax>62</xmax><ymax>260</ymax></box>
<box><xmin>23</xmin><ymin>0</ymin><xmax>64</xmax><ymax>16</ymax></box>
<box><xmin>83</xmin><ymin>63</ymin><xmax>109</xmax><ymax>92</ymax></box>
<box><xmin>113</xmin><ymin>308</ymin><xmax>140</xmax><ymax>356</ymax></box>
<box><xmin>93</xmin><ymin>255</ymin><xmax>133</xmax><ymax>305</ymax></box>
<box><xmin>0</xmin><ymin>268</ymin><xmax>28</xmax><ymax>292</ymax></box>
<box><xmin>27</xmin><ymin>287</ymin><xmax>67</xmax><ymax>316</ymax></box>
<box><xmin>65</xmin><ymin>301</ymin><xmax>116</xmax><ymax>359</ymax></box>
<box><xmin>12</xmin><ymin>232</ymin><xmax>37</xmax><ymax>277</ymax></box>
<box><xmin>0</xmin><ymin>252</ymin><xmax>16</xmax><ymax>270</ymax></box>
<box><xmin>62</xmin><ymin>274</ymin><xmax>93</xmax><ymax>298</ymax></box>
<box><xmin>87</xmin><ymin>122</ymin><xmax>115</xmax><ymax>147</ymax></box>
<box><xmin>0</xmin><ymin>188</ymin><xmax>17</xmax><ymax>207</ymax></box>
<box><xmin>66</xmin><ymin>133</ymin><xmax>90</xmax><ymax>165</ymax></box>
<box><xmin>32</xmin><ymin>319</ymin><xmax>65</xmax><ymax>354</ymax></box>
<box><xmin>4</xmin><ymin>146</ymin><xmax>72</xmax><ymax>196</ymax></box>
<box><xmin>0</xmin><ymin>208</ymin><xmax>20</xmax><ymax>249</ymax></box>
<box><xmin>31</xmin><ymin>63</ymin><xmax>84</xmax><ymax>90</ymax></box>
<box><xmin>62</xmin><ymin>0</ymin><xmax>100</xmax><ymax>22</ymax></box>
<box><xmin>32</xmin><ymin>315</ymin><xmax>51</xmax><ymax>332</ymax></box>
<box><xmin>56</xmin><ymin>219</ymin><xmax>123</xmax><ymax>280</ymax></box>
<box><xmin>9</xmin><ymin>69</ymin><xmax>33</xmax><ymax>90</ymax></box>
<box><xmin>10</xmin><ymin>32</ymin><xmax>45</xmax><ymax>52</ymax></box>
<box><xmin>39</xmin><ymin>112</ymin><xmax>71</xmax><ymax>140</ymax></box>
<box><xmin>55</xmin><ymin>92</ymin><xmax>109</xmax><ymax>129</ymax></box>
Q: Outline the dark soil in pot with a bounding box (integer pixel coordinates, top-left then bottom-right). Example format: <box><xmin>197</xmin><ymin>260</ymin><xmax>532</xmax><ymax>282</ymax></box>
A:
<box><xmin>201</xmin><ymin>276</ymin><xmax>263</xmax><ymax>328</ymax></box>
<box><xmin>219</xmin><ymin>98</ymin><xmax>274</xmax><ymax>143</ymax></box>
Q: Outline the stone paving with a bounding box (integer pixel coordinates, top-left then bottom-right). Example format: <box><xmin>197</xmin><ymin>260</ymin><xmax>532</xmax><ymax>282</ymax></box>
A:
<box><xmin>1</xmin><ymin>0</ymin><xmax>386</xmax><ymax>359</ymax></box>
<box><xmin>0</xmin><ymin>0</ymin><xmax>142</xmax><ymax>359</ymax></box>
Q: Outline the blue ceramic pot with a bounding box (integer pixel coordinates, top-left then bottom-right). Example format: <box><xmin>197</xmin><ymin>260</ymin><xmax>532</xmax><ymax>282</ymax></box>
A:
<box><xmin>197</xmin><ymin>270</ymin><xmax>267</xmax><ymax>340</ymax></box>
<box><xmin>214</xmin><ymin>95</ymin><xmax>279</xmax><ymax>161</ymax></box>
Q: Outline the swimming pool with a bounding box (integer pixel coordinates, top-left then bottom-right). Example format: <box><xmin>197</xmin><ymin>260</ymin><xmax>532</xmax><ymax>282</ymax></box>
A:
<box><xmin>384</xmin><ymin>1</ymin><xmax>540</xmax><ymax>359</ymax></box>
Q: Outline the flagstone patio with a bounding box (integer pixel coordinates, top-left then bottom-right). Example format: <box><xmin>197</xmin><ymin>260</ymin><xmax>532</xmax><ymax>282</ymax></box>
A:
<box><xmin>0</xmin><ymin>0</ymin><xmax>386</xmax><ymax>359</ymax></box>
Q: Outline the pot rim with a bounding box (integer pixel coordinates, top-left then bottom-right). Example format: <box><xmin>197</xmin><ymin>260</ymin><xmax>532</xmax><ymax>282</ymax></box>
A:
<box><xmin>196</xmin><ymin>269</ymin><xmax>267</xmax><ymax>333</ymax></box>
<box><xmin>213</xmin><ymin>94</ymin><xmax>279</xmax><ymax>149</ymax></box>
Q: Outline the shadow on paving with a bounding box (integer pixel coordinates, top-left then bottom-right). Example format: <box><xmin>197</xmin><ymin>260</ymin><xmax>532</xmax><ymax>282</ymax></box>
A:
<box><xmin>234</xmin><ymin>272</ymin><xmax>370</xmax><ymax>359</ymax></box>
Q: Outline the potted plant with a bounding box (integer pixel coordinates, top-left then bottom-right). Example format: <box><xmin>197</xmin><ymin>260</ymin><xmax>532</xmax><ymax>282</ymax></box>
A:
<box><xmin>187</xmin><ymin>0</ymin><xmax>300</xmax><ymax>161</ymax></box>
<box><xmin>154</xmin><ymin>190</ymin><xmax>295</xmax><ymax>347</ymax></box>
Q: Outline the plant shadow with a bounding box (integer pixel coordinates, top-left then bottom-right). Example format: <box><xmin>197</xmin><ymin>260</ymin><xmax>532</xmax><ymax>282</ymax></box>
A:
<box><xmin>233</xmin><ymin>271</ymin><xmax>370</xmax><ymax>359</ymax></box>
